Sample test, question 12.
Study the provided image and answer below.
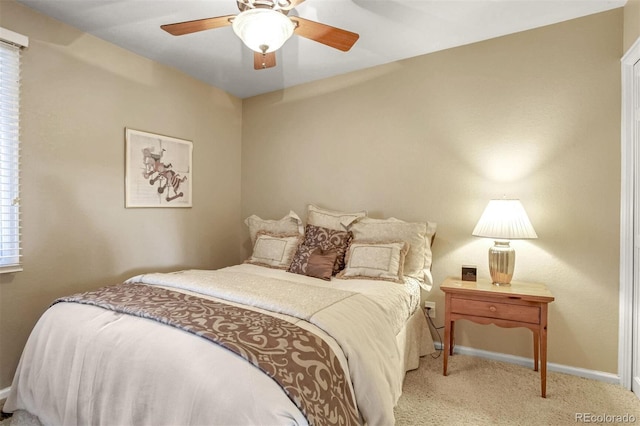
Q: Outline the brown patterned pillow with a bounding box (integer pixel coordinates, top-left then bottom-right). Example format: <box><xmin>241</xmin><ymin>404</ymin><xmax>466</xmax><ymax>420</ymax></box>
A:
<box><xmin>288</xmin><ymin>224</ymin><xmax>352</xmax><ymax>276</ymax></box>
<box><xmin>305</xmin><ymin>248</ymin><xmax>339</xmax><ymax>281</ymax></box>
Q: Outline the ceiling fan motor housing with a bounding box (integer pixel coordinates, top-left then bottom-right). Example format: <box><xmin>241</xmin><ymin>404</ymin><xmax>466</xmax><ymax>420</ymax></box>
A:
<box><xmin>236</xmin><ymin>0</ymin><xmax>298</xmax><ymax>12</ymax></box>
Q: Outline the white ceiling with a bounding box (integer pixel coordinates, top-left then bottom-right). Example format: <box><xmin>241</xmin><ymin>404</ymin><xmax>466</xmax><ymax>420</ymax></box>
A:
<box><xmin>15</xmin><ymin>0</ymin><xmax>625</xmax><ymax>99</ymax></box>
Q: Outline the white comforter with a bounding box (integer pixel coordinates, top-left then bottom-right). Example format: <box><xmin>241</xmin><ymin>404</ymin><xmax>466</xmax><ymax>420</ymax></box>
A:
<box><xmin>5</xmin><ymin>264</ymin><xmax>423</xmax><ymax>426</ymax></box>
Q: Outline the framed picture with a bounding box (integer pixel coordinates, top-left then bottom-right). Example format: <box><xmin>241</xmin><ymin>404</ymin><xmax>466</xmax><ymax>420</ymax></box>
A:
<box><xmin>125</xmin><ymin>128</ymin><xmax>192</xmax><ymax>208</ymax></box>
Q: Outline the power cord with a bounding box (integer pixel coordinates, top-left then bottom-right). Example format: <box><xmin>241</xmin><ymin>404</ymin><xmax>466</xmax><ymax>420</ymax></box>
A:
<box><xmin>423</xmin><ymin>306</ymin><xmax>445</xmax><ymax>359</ymax></box>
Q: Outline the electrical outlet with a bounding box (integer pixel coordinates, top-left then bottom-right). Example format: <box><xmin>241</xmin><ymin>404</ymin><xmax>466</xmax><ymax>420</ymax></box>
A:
<box><xmin>424</xmin><ymin>301</ymin><xmax>436</xmax><ymax>318</ymax></box>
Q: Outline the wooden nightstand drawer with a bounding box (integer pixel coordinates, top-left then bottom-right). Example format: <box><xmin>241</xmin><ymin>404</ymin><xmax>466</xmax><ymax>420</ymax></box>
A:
<box><xmin>450</xmin><ymin>298</ymin><xmax>540</xmax><ymax>324</ymax></box>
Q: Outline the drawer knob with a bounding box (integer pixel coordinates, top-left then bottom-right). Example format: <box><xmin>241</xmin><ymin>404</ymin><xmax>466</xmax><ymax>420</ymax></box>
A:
<box><xmin>489</xmin><ymin>306</ymin><xmax>497</xmax><ymax>312</ymax></box>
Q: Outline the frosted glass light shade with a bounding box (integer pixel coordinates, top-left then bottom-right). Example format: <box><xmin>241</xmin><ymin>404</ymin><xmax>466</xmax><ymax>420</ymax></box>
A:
<box><xmin>472</xmin><ymin>199</ymin><xmax>538</xmax><ymax>240</ymax></box>
<box><xmin>232</xmin><ymin>9</ymin><xmax>294</xmax><ymax>53</ymax></box>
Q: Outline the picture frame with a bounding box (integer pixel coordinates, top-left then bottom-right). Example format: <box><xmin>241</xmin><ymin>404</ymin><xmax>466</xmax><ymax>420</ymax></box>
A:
<box><xmin>125</xmin><ymin>128</ymin><xmax>192</xmax><ymax>208</ymax></box>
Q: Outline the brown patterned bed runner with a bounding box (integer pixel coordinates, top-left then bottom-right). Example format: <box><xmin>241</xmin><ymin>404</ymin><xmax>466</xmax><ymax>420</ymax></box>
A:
<box><xmin>54</xmin><ymin>283</ymin><xmax>360</xmax><ymax>426</ymax></box>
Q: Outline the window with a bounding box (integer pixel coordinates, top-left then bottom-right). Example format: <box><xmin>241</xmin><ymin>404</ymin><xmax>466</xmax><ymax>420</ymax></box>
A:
<box><xmin>0</xmin><ymin>28</ymin><xmax>28</xmax><ymax>273</ymax></box>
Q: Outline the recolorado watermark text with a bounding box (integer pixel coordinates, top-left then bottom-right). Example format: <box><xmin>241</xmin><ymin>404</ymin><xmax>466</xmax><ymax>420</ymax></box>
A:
<box><xmin>575</xmin><ymin>413</ymin><xmax>636</xmax><ymax>423</ymax></box>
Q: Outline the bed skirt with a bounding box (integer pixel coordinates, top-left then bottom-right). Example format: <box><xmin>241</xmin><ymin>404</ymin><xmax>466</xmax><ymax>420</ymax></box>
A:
<box><xmin>399</xmin><ymin>306</ymin><xmax>435</xmax><ymax>375</ymax></box>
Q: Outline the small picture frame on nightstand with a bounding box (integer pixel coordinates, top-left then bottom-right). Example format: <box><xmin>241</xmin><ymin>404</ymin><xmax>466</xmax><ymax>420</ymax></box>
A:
<box><xmin>462</xmin><ymin>265</ymin><xmax>477</xmax><ymax>282</ymax></box>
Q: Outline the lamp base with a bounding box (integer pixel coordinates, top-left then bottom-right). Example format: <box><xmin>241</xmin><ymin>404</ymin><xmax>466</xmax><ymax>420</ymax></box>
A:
<box><xmin>488</xmin><ymin>241</ymin><xmax>515</xmax><ymax>285</ymax></box>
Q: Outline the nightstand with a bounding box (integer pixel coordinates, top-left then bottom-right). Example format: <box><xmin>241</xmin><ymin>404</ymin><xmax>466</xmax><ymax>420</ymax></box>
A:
<box><xmin>441</xmin><ymin>276</ymin><xmax>555</xmax><ymax>397</ymax></box>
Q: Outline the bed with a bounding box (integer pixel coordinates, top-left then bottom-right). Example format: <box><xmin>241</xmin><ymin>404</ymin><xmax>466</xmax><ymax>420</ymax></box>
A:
<box><xmin>4</xmin><ymin>206</ymin><xmax>436</xmax><ymax>426</ymax></box>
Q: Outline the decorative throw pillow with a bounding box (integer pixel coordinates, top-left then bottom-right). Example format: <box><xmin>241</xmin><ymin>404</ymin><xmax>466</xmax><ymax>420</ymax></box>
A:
<box><xmin>288</xmin><ymin>224</ymin><xmax>352</xmax><ymax>276</ymax></box>
<box><xmin>305</xmin><ymin>248</ymin><xmax>339</xmax><ymax>281</ymax></box>
<box><xmin>350</xmin><ymin>217</ymin><xmax>436</xmax><ymax>287</ymax></box>
<box><xmin>336</xmin><ymin>241</ymin><xmax>408</xmax><ymax>283</ymax></box>
<box><xmin>244</xmin><ymin>232</ymin><xmax>302</xmax><ymax>269</ymax></box>
<box><xmin>306</xmin><ymin>204</ymin><xmax>366</xmax><ymax>231</ymax></box>
<box><xmin>244</xmin><ymin>211</ymin><xmax>303</xmax><ymax>245</ymax></box>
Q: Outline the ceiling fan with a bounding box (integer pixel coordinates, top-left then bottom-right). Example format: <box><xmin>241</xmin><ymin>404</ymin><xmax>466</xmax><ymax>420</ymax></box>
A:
<box><xmin>161</xmin><ymin>0</ymin><xmax>359</xmax><ymax>70</ymax></box>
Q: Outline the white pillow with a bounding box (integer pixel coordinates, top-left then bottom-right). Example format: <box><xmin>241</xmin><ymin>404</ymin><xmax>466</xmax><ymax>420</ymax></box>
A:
<box><xmin>244</xmin><ymin>232</ymin><xmax>302</xmax><ymax>269</ymax></box>
<box><xmin>244</xmin><ymin>211</ymin><xmax>303</xmax><ymax>245</ymax></box>
<box><xmin>307</xmin><ymin>204</ymin><xmax>366</xmax><ymax>231</ymax></box>
<box><xmin>350</xmin><ymin>217</ymin><xmax>436</xmax><ymax>287</ymax></box>
<box><xmin>336</xmin><ymin>241</ymin><xmax>408</xmax><ymax>283</ymax></box>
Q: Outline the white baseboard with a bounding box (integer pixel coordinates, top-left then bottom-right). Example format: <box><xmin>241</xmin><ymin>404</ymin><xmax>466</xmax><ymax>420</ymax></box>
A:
<box><xmin>434</xmin><ymin>342</ymin><xmax>620</xmax><ymax>385</ymax></box>
<box><xmin>0</xmin><ymin>386</ymin><xmax>10</xmax><ymax>401</ymax></box>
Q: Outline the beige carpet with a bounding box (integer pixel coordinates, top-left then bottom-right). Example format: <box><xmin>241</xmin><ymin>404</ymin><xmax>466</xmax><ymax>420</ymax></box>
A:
<box><xmin>395</xmin><ymin>354</ymin><xmax>640</xmax><ymax>425</ymax></box>
<box><xmin>2</xmin><ymin>354</ymin><xmax>640</xmax><ymax>425</ymax></box>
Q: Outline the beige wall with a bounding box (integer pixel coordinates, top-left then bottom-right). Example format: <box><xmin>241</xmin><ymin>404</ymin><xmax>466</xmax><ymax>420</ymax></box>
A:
<box><xmin>625</xmin><ymin>0</ymin><xmax>640</xmax><ymax>52</ymax></box>
<box><xmin>0</xmin><ymin>1</ymin><xmax>244</xmax><ymax>388</ymax></box>
<box><xmin>242</xmin><ymin>10</ymin><xmax>623</xmax><ymax>373</ymax></box>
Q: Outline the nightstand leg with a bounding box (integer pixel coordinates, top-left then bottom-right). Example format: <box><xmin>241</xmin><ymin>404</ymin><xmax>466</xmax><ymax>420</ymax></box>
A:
<box><xmin>449</xmin><ymin>321</ymin><xmax>455</xmax><ymax>355</ymax></box>
<box><xmin>443</xmin><ymin>293</ymin><xmax>452</xmax><ymax>376</ymax></box>
<box><xmin>541</xmin><ymin>329</ymin><xmax>547</xmax><ymax>397</ymax></box>
<box><xmin>533</xmin><ymin>331</ymin><xmax>539</xmax><ymax>372</ymax></box>
<box><xmin>541</xmin><ymin>304</ymin><xmax>549</xmax><ymax>398</ymax></box>
<box><xmin>443</xmin><ymin>320</ymin><xmax>451</xmax><ymax>375</ymax></box>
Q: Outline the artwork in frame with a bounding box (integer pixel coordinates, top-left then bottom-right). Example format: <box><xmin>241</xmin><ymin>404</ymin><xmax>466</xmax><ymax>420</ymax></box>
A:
<box><xmin>125</xmin><ymin>128</ymin><xmax>192</xmax><ymax>208</ymax></box>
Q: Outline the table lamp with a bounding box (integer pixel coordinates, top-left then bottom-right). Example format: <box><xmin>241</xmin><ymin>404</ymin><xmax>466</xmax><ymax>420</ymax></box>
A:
<box><xmin>472</xmin><ymin>199</ymin><xmax>537</xmax><ymax>285</ymax></box>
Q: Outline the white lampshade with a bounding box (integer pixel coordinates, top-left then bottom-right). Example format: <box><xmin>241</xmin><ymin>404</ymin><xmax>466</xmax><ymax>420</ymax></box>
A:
<box><xmin>472</xmin><ymin>199</ymin><xmax>538</xmax><ymax>240</ymax></box>
<box><xmin>232</xmin><ymin>9</ymin><xmax>295</xmax><ymax>54</ymax></box>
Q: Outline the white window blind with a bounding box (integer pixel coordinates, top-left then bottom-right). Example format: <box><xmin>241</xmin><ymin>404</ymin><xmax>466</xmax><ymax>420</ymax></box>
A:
<box><xmin>0</xmin><ymin>28</ymin><xmax>27</xmax><ymax>273</ymax></box>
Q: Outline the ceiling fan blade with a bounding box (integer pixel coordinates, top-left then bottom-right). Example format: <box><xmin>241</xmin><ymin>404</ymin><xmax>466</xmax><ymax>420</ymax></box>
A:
<box><xmin>161</xmin><ymin>15</ymin><xmax>235</xmax><ymax>36</ymax></box>
<box><xmin>254</xmin><ymin>52</ymin><xmax>276</xmax><ymax>70</ymax></box>
<box><xmin>291</xmin><ymin>17</ymin><xmax>359</xmax><ymax>52</ymax></box>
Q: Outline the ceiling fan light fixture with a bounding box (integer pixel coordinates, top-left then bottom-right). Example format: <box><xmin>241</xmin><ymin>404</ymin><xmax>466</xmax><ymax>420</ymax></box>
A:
<box><xmin>232</xmin><ymin>9</ymin><xmax>294</xmax><ymax>53</ymax></box>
